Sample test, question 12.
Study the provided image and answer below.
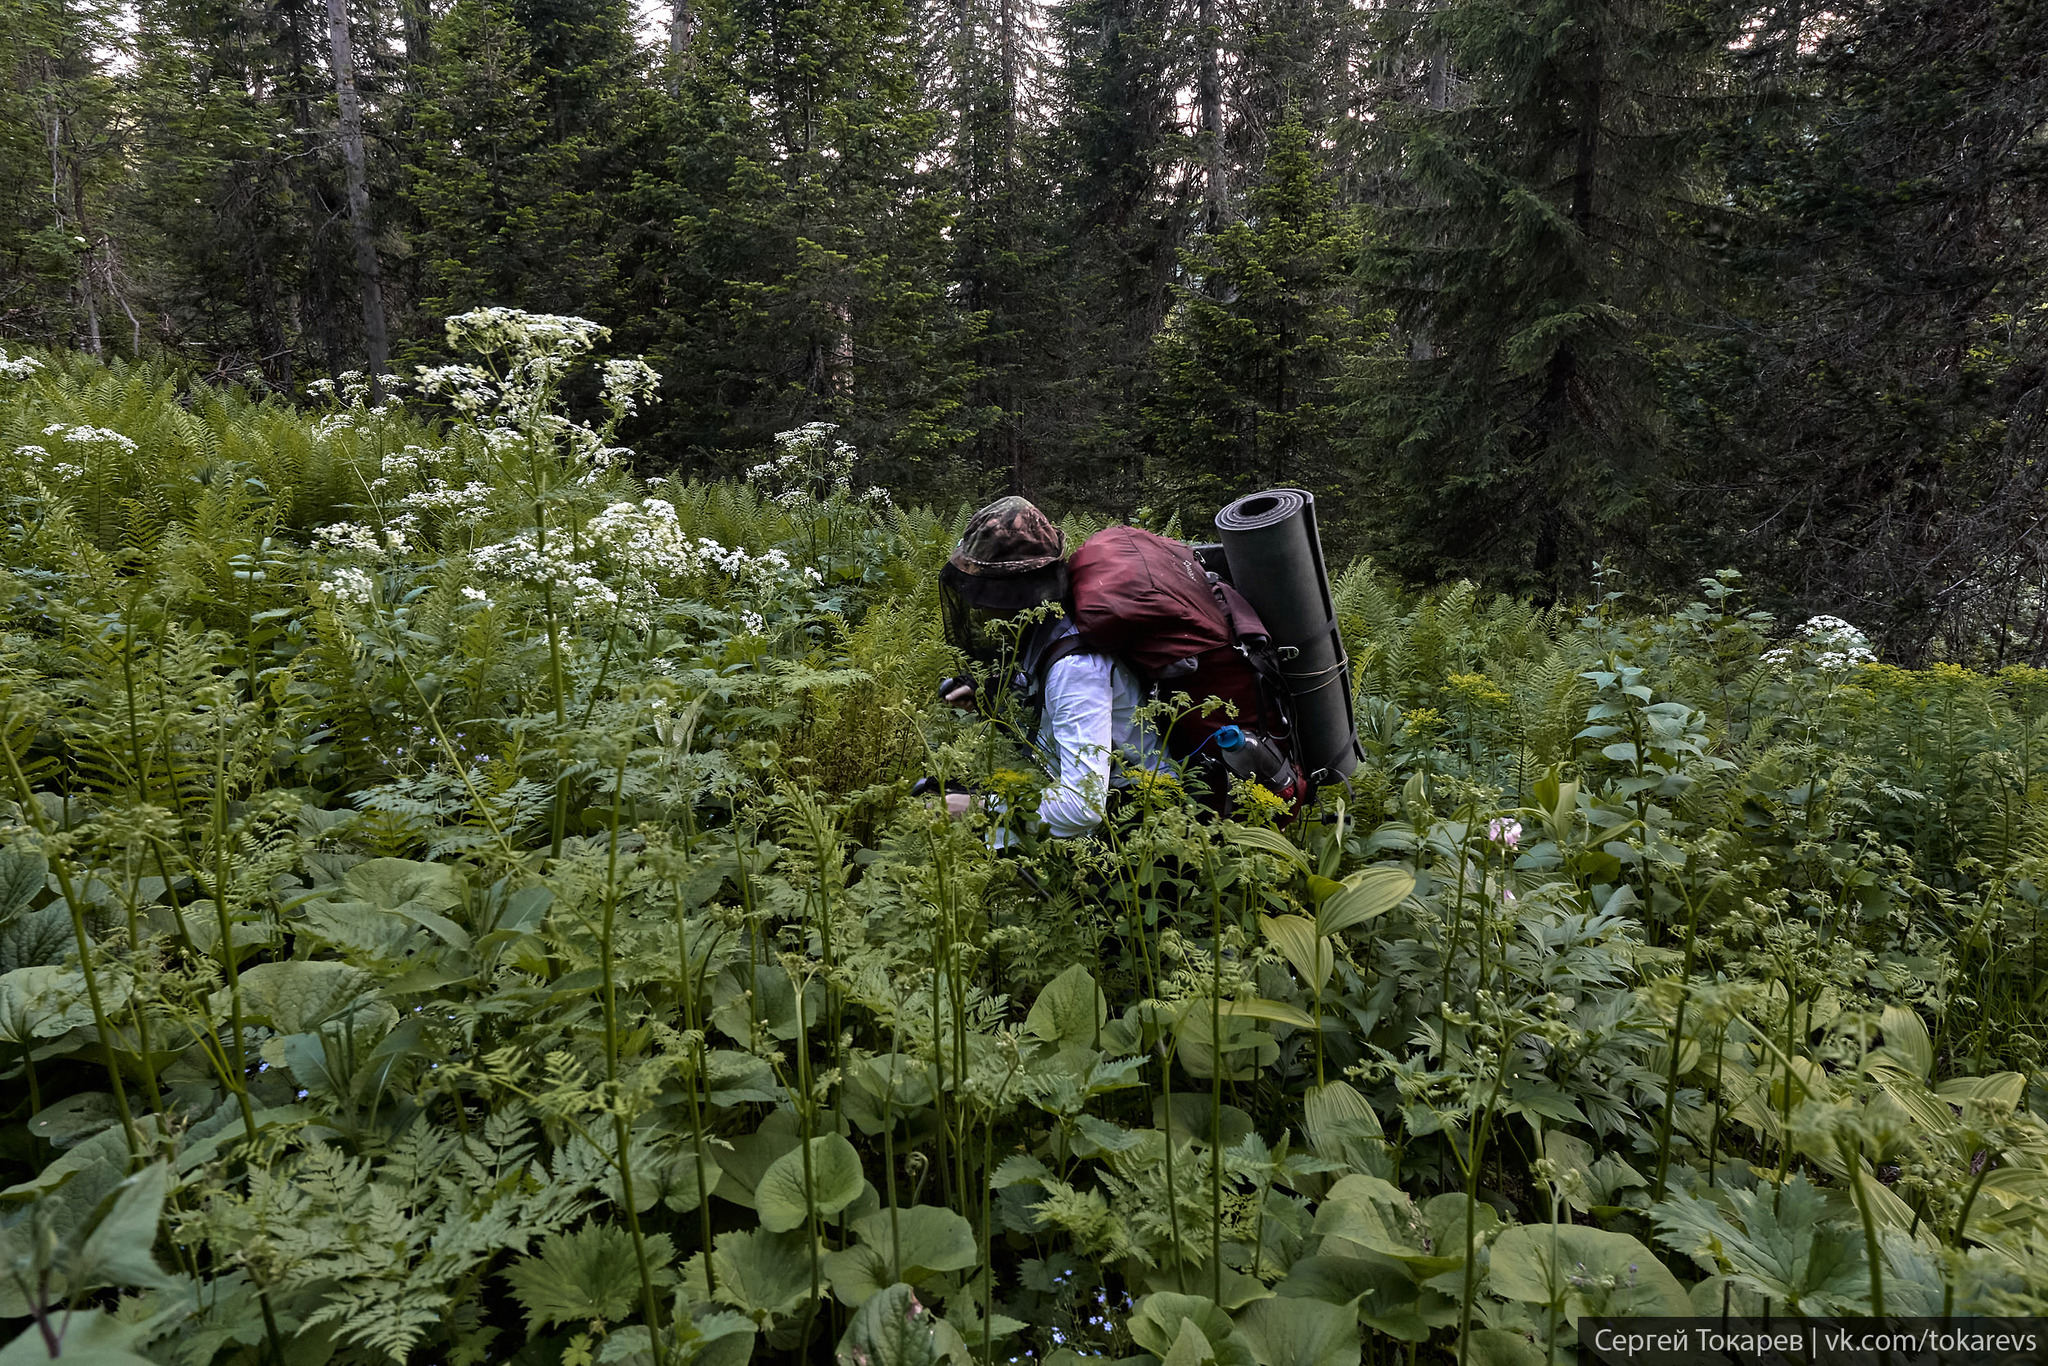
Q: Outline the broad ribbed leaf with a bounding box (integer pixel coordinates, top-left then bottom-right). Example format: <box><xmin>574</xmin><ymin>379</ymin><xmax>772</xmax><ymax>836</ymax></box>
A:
<box><xmin>1489</xmin><ymin>1224</ymin><xmax>1689</xmax><ymax>1318</ymax></box>
<box><xmin>1233</xmin><ymin>1294</ymin><xmax>1360</xmax><ymax>1366</ymax></box>
<box><xmin>1260</xmin><ymin>915</ymin><xmax>1330</xmax><ymax>994</ymax></box>
<box><xmin>756</xmin><ymin>1133</ymin><xmax>863</xmax><ymax>1232</ymax></box>
<box><xmin>504</xmin><ymin>1222</ymin><xmax>676</xmax><ymax>1331</ymax></box>
<box><xmin>834</xmin><ymin>1283</ymin><xmax>941</xmax><ymax>1366</ymax></box>
<box><xmin>71</xmin><ymin>1162</ymin><xmax>180</xmax><ymax>1293</ymax></box>
<box><xmin>1026</xmin><ymin>963</ymin><xmax>1106</xmax><ymax>1048</ymax></box>
<box><xmin>1317</xmin><ymin>866</ymin><xmax>1414</xmax><ymax>936</ymax></box>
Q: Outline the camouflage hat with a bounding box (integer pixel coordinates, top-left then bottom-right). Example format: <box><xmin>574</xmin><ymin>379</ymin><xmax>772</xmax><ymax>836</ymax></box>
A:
<box><xmin>949</xmin><ymin>496</ymin><xmax>1065</xmax><ymax>577</ymax></box>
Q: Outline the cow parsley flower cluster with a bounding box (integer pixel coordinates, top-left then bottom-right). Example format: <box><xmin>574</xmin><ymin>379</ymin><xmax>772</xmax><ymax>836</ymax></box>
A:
<box><xmin>748</xmin><ymin>422</ymin><xmax>891</xmax><ymax>513</ymax></box>
<box><xmin>469</xmin><ymin>528</ymin><xmax>588</xmax><ymax>591</ymax></box>
<box><xmin>468</xmin><ymin>530</ymin><xmax>636</xmax><ymax>620</ymax></box>
<box><xmin>314</xmin><ymin>518</ymin><xmax>416</xmax><ymax>557</ymax></box>
<box><xmin>13</xmin><ymin>443</ymin><xmax>81</xmax><ymax>482</ymax></box>
<box><xmin>0</xmin><ymin>347</ymin><xmax>44</xmax><ymax>380</ymax></box>
<box><xmin>600</xmin><ymin>358</ymin><xmax>661</xmax><ymax>419</ymax></box>
<box><xmin>317</xmin><ymin>567</ymin><xmax>377</xmax><ymax>607</ymax></box>
<box><xmin>42</xmin><ymin>423</ymin><xmax>137</xmax><ymax>454</ymax></box>
<box><xmin>400</xmin><ymin>479</ymin><xmax>495</xmax><ymax>521</ymax></box>
<box><xmin>306</xmin><ymin>371</ymin><xmax>404</xmax><ymax>437</ymax></box>
<box><xmin>412</xmin><ymin>364</ymin><xmax>499</xmax><ymax>419</ymax></box>
<box><xmin>585</xmin><ymin>499</ymin><xmax>800</xmax><ymax>589</ymax></box>
<box><xmin>413</xmin><ymin>311</ymin><xmax>656</xmax><ymax>485</ymax></box>
<box><xmin>444</xmin><ymin>308</ymin><xmax>609</xmax><ymax>361</ymax></box>
<box><xmin>1763</xmin><ymin>614</ymin><xmax>1876</xmax><ymax>672</ymax></box>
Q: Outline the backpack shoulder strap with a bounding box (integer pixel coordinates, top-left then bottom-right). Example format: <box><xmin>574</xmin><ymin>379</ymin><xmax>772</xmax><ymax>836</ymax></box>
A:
<box><xmin>1023</xmin><ymin>630</ymin><xmax>1092</xmax><ymax>750</ymax></box>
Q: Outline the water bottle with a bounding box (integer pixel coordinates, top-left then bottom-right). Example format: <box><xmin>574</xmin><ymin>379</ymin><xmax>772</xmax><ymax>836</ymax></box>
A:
<box><xmin>1214</xmin><ymin>725</ymin><xmax>1297</xmax><ymax>791</ymax></box>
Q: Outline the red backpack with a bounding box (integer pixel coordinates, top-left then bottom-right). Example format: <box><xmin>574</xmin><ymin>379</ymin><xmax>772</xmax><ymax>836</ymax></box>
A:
<box><xmin>1036</xmin><ymin>525</ymin><xmax>1309</xmax><ymax>806</ymax></box>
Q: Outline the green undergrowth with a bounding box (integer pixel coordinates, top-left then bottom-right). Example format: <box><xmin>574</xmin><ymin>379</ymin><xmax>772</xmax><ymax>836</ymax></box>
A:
<box><xmin>3</xmin><ymin>323</ymin><xmax>2048</xmax><ymax>1366</ymax></box>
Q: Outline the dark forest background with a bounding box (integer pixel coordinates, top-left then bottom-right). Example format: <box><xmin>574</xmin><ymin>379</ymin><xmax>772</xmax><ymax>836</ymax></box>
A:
<box><xmin>4</xmin><ymin>0</ymin><xmax>2045</xmax><ymax>661</ymax></box>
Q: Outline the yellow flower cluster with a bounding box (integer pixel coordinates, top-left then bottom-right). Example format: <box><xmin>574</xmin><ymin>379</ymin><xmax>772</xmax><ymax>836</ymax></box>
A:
<box><xmin>1403</xmin><ymin>706</ymin><xmax>1446</xmax><ymax>736</ymax></box>
<box><xmin>1445</xmin><ymin>671</ymin><xmax>1511</xmax><ymax>710</ymax></box>
<box><xmin>1232</xmin><ymin>779</ymin><xmax>1293</xmax><ymax>826</ymax></box>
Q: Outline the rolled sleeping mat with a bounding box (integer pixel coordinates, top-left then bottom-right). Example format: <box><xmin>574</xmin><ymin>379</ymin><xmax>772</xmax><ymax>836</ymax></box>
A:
<box><xmin>1214</xmin><ymin>489</ymin><xmax>1363</xmax><ymax>782</ymax></box>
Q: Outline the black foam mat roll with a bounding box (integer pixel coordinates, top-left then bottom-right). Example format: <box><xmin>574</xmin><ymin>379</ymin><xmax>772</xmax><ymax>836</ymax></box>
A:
<box><xmin>1215</xmin><ymin>488</ymin><xmax>1362</xmax><ymax>782</ymax></box>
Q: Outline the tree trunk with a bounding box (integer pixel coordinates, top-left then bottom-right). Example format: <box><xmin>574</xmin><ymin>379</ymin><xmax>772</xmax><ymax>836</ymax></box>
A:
<box><xmin>73</xmin><ymin>171</ymin><xmax>100</xmax><ymax>356</ymax></box>
<box><xmin>1199</xmin><ymin>0</ymin><xmax>1223</xmax><ymax>231</ymax></box>
<box><xmin>997</xmin><ymin>0</ymin><xmax>1016</xmax><ymax>168</ymax></box>
<box><xmin>668</xmin><ymin>0</ymin><xmax>692</xmax><ymax>69</ymax></box>
<box><xmin>1533</xmin><ymin>41</ymin><xmax>1604</xmax><ymax>583</ymax></box>
<box><xmin>1409</xmin><ymin>35</ymin><xmax>1450</xmax><ymax>361</ymax></box>
<box><xmin>1570</xmin><ymin>47</ymin><xmax>1602</xmax><ymax>235</ymax></box>
<box><xmin>324</xmin><ymin>0</ymin><xmax>390</xmax><ymax>391</ymax></box>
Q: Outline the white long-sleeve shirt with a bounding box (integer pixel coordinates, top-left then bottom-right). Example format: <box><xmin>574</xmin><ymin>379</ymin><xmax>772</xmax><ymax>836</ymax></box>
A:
<box><xmin>1030</xmin><ymin>631</ymin><xmax>1167</xmax><ymax>837</ymax></box>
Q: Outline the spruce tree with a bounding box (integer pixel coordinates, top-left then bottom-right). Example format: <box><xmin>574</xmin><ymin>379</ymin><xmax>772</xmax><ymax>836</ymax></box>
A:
<box><xmin>618</xmin><ymin>0</ymin><xmax>974</xmax><ymax>492</ymax></box>
<box><xmin>0</xmin><ymin>0</ymin><xmax>128</xmax><ymax>351</ymax></box>
<box><xmin>1027</xmin><ymin>0</ymin><xmax>1193</xmax><ymax>512</ymax></box>
<box><xmin>404</xmin><ymin>0</ymin><xmax>644</xmax><ymax>334</ymax></box>
<box><xmin>1665</xmin><ymin>0</ymin><xmax>2048</xmax><ymax>659</ymax></box>
<box><xmin>1144</xmin><ymin>117</ymin><xmax>1366</xmax><ymax>523</ymax></box>
<box><xmin>1347</xmin><ymin>0</ymin><xmax>1740</xmax><ymax>596</ymax></box>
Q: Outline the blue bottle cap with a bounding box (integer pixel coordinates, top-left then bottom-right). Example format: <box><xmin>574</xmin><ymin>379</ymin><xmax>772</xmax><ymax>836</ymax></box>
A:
<box><xmin>1215</xmin><ymin>725</ymin><xmax>1244</xmax><ymax>749</ymax></box>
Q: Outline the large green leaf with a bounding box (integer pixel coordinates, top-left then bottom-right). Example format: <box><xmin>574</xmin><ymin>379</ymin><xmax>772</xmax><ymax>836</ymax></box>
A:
<box><xmin>698</xmin><ymin>1228</ymin><xmax>817</xmax><ymax>1323</ymax></box>
<box><xmin>1025</xmin><ymin>964</ymin><xmax>1106</xmax><ymax>1049</ymax></box>
<box><xmin>1488</xmin><ymin>1224</ymin><xmax>1690</xmax><ymax>1320</ymax></box>
<box><xmin>27</xmin><ymin>1092</ymin><xmax>118</xmax><ymax>1149</ymax></box>
<box><xmin>834</xmin><ymin>1283</ymin><xmax>943</xmax><ymax>1366</ymax></box>
<box><xmin>1128</xmin><ymin>1293</ymin><xmax>1252</xmax><ymax>1366</ymax></box>
<box><xmin>503</xmin><ymin>1222</ymin><xmax>676</xmax><ymax>1331</ymax></box>
<box><xmin>661</xmin><ymin>1141</ymin><xmax>723</xmax><ymax>1215</ymax></box>
<box><xmin>1233</xmin><ymin>1294</ymin><xmax>1360</xmax><ymax>1366</ymax></box>
<box><xmin>1302</xmin><ymin>1083</ymin><xmax>1384</xmax><ymax>1166</ymax></box>
<box><xmin>334</xmin><ymin>857</ymin><xmax>463</xmax><ymax>912</ymax></box>
<box><xmin>1648</xmin><ymin>1175</ymin><xmax>1867</xmax><ymax>1313</ymax></box>
<box><xmin>676</xmin><ymin>1310</ymin><xmax>756</xmax><ymax>1366</ymax></box>
<box><xmin>1260</xmin><ymin>916</ymin><xmax>1330</xmax><ymax>995</ymax></box>
<box><xmin>855</xmin><ymin>1205</ymin><xmax>979</xmax><ymax>1279</ymax></box>
<box><xmin>841</xmin><ymin>1054</ymin><xmax>934</xmax><ymax>1135</ymax></box>
<box><xmin>70</xmin><ymin>1162</ymin><xmax>179</xmax><ymax>1293</ymax></box>
<box><xmin>0</xmin><ymin>1310</ymin><xmax>154</xmax><ymax>1366</ymax></box>
<box><xmin>756</xmin><ymin>1133</ymin><xmax>863</xmax><ymax>1232</ymax></box>
<box><xmin>713</xmin><ymin>1113</ymin><xmax>802</xmax><ymax>1210</ymax></box>
<box><xmin>1278</xmin><ymin>1255</ymin><xmax>1456</xmax><ymax>1342</ymax></box>
<box><xmin>229</xmin><ymin>960</ymin><xmax>374</xmax><ymax>1035</ymax></box>
<box><xmin>1223</xmin><ymin>825</ymin><xmax>1309</xmax><ymax>873</ymax></box>
<box><xmin>823</xmin><ymin>1206</ymin><xmax>978</xmax><ymax>1307</ymax></box>
<box><xmin>0</xmin><ymin>965</ymin><xmax>100</xmax><ymax>1043</ymax></box>
<box><xmin>0</xmin><ymin>850</ymin><xmax>46</xmax><ymax>922</ymax></box>
<box><xmin>1174</xmin><ymin>1003</ymin><xmax>1279</xmax><ymax>1081</ymax></box>
<box><xmin>711</xmin><ymin>962</ymin><xmax>821</xmax><ymax>1043</ymax></box>
<box><xmin>1460</xmin><ymin>1329</ymin><xmax>1548</xmax><ymax>1366</ymax></box>
<box><xmin>1877</xmin><ymin>1004</ymin><xmax>1933</xmax><ymax>1080</ymax></box>
<box><xmin>0</xmin><ymin>905</ymin><xmax>72</xmax><ymax>974</ymax></box>
<box><xmin>1316</xmin><ymin>866</ymin><xmax>1414</xmax><ymax>937</ymax></box>
<box><xmin>1153</xmin><ymin>1094</ymin><xmax>1254</xmax><ymax>1149</ymax></box>
<box><xmin>299</xmin><ymin>859</ymin><xmax>469</xmax><ymax>956</ymax></box>
<box><xmin>1310</xmin><ymin>1177</ymin><xmax>1461</xmax><ymax>1277</ymax></box>
<box><xmin>1159</xmin><ymin>1317</ymin><xmax>1222</xmax><ymax>1366</ymax></box>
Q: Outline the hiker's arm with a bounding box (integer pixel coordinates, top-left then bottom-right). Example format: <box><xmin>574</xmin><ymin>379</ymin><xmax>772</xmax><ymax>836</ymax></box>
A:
<box><xmin>1038</xmin><ymin>653</ymin><xmax>1114</xmax><ymax>837</ymax></box>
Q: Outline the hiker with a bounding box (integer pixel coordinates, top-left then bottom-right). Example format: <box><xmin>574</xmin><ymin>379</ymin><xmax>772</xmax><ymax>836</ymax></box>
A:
<box><xmin>936</xmin><ymin>496</ymin><xmax>1169</xmax><ymax>838</ymax></box>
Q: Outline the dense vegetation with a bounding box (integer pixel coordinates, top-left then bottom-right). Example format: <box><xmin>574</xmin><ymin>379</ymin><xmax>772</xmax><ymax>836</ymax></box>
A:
<box><xmin>5</xmin><ymin>0</ymin><xmax>2047</xmax><ymax>657</ymax></box>
<box><xmin>5</xmin><ymin>323</ymin><xmax>2048</xmax><ymax>1366</ymax></box>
